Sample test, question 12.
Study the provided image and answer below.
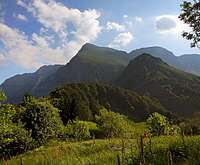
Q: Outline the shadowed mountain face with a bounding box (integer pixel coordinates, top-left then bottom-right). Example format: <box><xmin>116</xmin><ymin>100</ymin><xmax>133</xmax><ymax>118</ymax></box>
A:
<box><xmin>32</xmin><ymin>43</ymin><xmax>130</xmax><ymax>97</ymax></box>
<box><xmin>1</xmin><ymin>43</ymin><xmax>200</xmax><ymax>105</ymax></box>
<box><xmin>116</xmin><ymin>54</ymin><xmax>200</xmax><ymax>116</ymax></box>
<box><xmin>0</xmin><ymin>65</ymin><xmax>62</xmax><ymax>103</ymax></box>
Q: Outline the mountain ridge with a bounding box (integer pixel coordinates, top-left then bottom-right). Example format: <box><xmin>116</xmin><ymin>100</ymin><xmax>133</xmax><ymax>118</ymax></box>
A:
<box><xmin>1</xmin><ymin>43</ymin><xmax>200</xmax><ymax>104</ymax></box>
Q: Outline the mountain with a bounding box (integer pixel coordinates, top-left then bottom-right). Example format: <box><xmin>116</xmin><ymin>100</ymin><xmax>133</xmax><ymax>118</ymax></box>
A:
<box><xmin>32</xmin><ymin>43</ymin><xmax>130</xmax><ymax>97</ymax></box>
<box><xmin>116</xmin><ymin>54</ymin><xmax>200</xmax><ymax>117</ymax></box>
<box><xmin>1</xmin><ymin>43</ymin><xmax>200</xmax><ymax>104</ymax></box>
<box><xmin>129</xmin><ymin>46</ymin><xmax>200</xmax><ymax>76</ymax></box>
<box><xmin>129</xmin><ymin>46</ymin><xmax>179</xmax><ymax>66</ymax></box>
<box><xmin>0</xmin><ymin>65</ymin><xmax>62</xmax><ymax>103</ymax></box>
<box><xmin>178</xmin><ymin>54</ymin><xmax>200</xmax><ymax>75</ymax></box>
<box><xmin>49</xmin><ymin>83</ymin><xmax>171</xmax><ymax>121</ymax></box>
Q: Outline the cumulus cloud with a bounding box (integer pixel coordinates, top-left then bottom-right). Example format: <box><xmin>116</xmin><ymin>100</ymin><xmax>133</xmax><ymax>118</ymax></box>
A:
<box><xmin>14</xmin><ymin>14</ymin><xmax>28</xmax><ymax>21</ymax></box>
<box><xmin>0</xmin><ymin>23</ymin><xmax>41</xmax><ymax>69</ymax></box>
<box><xmin>108</xmin><ymin>32</ymin><xmax>133</xmax><ymax>48</ymax></box>
<box><xmin>0</xmin><ymin>0</ymin><xmax>102</xmax><ymax>69</ymax></box>
<box><xmin>155</xmin><ymin>15</ymin><xmax>189</xmax><ymax>34</ymax></box>
<box><xmin>106</xmin><ymin>21</ymin><xmax>125</xmax><ymax>32</ymax></box>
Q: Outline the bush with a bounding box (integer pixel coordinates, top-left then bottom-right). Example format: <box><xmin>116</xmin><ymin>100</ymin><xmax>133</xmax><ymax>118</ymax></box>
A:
<box><xmin>65</xmin><ymin>120</ymin><xmax>91</xmax><ymax>140</ymax></box>
<box><xmin>146</xmin><ymin>112</ymin><xmax>170</xmax><ymax>136</ymax></box>
<box><xmin>95</xmin><ymin>108</ymin><xmax>129</xmax><ymax>138</ymax></box>
<box><xmin>22</xmin><ymin>101</ymin><xmax>64</xmax><ymax>144</ymax></box>
<box><xmin>0</xmin><ymin>105</ymin><xmax>32</xmax><ymax>159</ymax></box>
<box><xmin>0</xmin><ymin>123</ymin><xmax>33</xmax><ymax>159</ymax></box>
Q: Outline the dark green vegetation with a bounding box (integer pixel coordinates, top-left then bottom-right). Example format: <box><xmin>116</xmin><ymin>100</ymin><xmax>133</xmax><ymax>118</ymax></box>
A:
<box><xmin>1</xmin><ymin>80</ymin><xmax>200</xmax><ymax>164</ymax></box>
<box><xmin>2</xmin><ymin>43</ymin><xmax>200</xmax><ymax>104</ymax></box>
<box><xmin>49</xmin><ymin>83</ymin><xmax>169</xmax><ymax>122</ymax></box>
<box><xmin>116</xmin><ymin>54</ymin><xmax>200</xmax><ymax>116</ymax></box>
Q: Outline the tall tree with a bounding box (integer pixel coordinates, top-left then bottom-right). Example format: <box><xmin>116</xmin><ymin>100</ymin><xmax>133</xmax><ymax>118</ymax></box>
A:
<box><xmin>179</xmin><ymin>0</ymin><xmax>200</xmax><ymax>48</ymax></box>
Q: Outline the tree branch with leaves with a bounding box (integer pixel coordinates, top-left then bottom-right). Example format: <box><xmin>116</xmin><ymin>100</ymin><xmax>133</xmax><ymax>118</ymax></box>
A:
<box><xmin>179</xmin><ymin>0</ymin><xmax>200</xmax><ymax>48</ymax></box>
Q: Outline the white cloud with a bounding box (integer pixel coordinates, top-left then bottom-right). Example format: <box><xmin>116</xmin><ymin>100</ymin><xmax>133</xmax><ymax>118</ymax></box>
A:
<box><xmin>108</xmin><ymin>32</ymin><xmax>133</xmax><ymax>48</ymax></box>
<box><xmin>106</xmin><ymin>21</ymin><xmax>125</xmax><ymax>32</ymax></box>
<box><xmin>123</xmin><ymin>14</ymin><xmax>128</xmax><ymax>19</ymax></box>
<box><xmin>15</xmin><ymin>14</ymin><xmax>28</xmax><ymax>21</ymax></box>
<box><xmin>123</xmin><ymin>15</ymin><xmax>143</xmax><ymax>30</ymax></box>
<box><xmin>155</xmin><ymin>15</ymin><xmax>189</xmax><ymax>34</ymax></box>
<box><xmin>17</xmin><ymin>0</ymin><xmax>101</xmax><ymax>60</ymax></box>
<box><xmin>0</xmin><ymin>0</ymin><xmax>102</xmax><ymax>70</ymax></box>
<box><xmin>0</xmin><ymin>23</ymin><xmax>41</xmax><ymax>69</ymax></box>
<box><xmin>134</xmin><ymin>16</ymin><xmax>143</xmax><ymax>23</ymax></box>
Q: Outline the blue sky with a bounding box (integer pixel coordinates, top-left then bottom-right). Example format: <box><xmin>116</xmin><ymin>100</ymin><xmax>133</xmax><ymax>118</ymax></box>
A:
<box><xmin>0</xmin><ymin>0</ymin><xmax>199</xmax><ymax>83</ymax></box>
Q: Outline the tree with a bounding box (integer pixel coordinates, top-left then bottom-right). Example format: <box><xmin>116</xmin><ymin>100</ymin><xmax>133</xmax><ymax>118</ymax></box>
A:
<box><xmin>179</xmin><ymin>0</ymin><xmax>200</xmax><ymax>48</ymax></box>
<box><xmin>146</xmin><ymin>112</ymin><xmax>169</xmax><ymax>136</ymax></box>
<box><xmin>22</xmin><ymin>101</ymin><xmax>64</xmax><ymax>144</ymax></box>
<box><xmin>0</xmin><ymin>90</ymin><xmax>7</xmax><ymax>103</ymax></box>
<box><xmin>0</xmin><ymin>105</ymin><xmax>32</xmax><ymax>159</ymax></box>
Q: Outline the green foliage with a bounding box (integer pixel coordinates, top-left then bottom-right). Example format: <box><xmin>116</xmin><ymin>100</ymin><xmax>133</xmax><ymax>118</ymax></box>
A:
<box><xmin>50</xmin><ymin>83</ymin><xmax>168</xmax><ymax>122</ymax></box>
<box><xmin>0</xmin><ymin>105</ymin><xmax>32</xmax><ymax>159</ymax></box>
<box><xmin>22</xmin><ymin>101</ymin><xmax>64</xmax><ymax>144</ymax></box>
<box><xmin>147</xmin><ymin>112</ymin><xmax>169</xmax><ymax>136</ymax></box>
<box><xmin>0</xmin><ymin>123</ymin><xmax>32</xmax><ymax>159</ymax></box>
<box><xmin>0</xmin><ymin>90</ymin><xmax>7</xmax><ymax>103</ymax></box>
<box><xmin>179</xmin><ymin>1</ymin><xmax>200</xmax><ymax>48</ymax></box>
<box><xmin>95</xmin><ymin>108</ymin><xmax>129</xmax><ymax>138</ymax></box>
<box><xmin>65</xmin><ymin>120</ymin><xmax>91</xmax><ymax>140</ymax></box>
<box><xmin>22</xmin><ymin>93</ymin><xmax>35</xmax><ymax>105</ymax></box>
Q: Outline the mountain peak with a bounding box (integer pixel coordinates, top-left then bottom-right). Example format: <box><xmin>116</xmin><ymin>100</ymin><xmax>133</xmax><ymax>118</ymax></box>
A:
<box><xmin>81</xmin><ymin>43</ymin><xmax>97</xmax><ymax>49</ymax></box>
<box><xmin>130</xmin><ymin>53</ymin><xmax>166</xmax><ymax>67</ymax></box>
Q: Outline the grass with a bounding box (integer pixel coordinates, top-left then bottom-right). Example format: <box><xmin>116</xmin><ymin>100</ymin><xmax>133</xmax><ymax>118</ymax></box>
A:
<box><xmin>3</xmin><ymin>135</ymin><xmax>200</xmax><ymax>165</ymax></box>
<box><xmin>2</xmin><ymin>139</ymin><xmax>137</xmax><ymax>165</ymax></box>
<box><xmin>2</xmin><ymin>120</ymin><xmax>200</xmax><ymax>165</ymax></box>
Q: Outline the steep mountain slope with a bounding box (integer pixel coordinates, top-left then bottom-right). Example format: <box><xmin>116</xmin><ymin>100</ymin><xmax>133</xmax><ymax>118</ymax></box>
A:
<box><xmin>0</xmin><ymin>65</ymin><xmax>62</xmax><ymax>103</ymax></box>
<box><xmin>33</xmin><ymin>43</ymin><xmax>130</xmax><ymax>96</ymax></box>
<box><xmin>116</xmin><ymin>54</ymin><xmax>200</xmax><ymax>116</ymax></box>
<box><xmin>178</xmin><ymin>54</ymin><xmax>200</xmax><ymax>75</ymax></box>
<box><xmin>49</xmin><ymin>83</ymin><xmax>171</xmax><ymax>121</ymax></box>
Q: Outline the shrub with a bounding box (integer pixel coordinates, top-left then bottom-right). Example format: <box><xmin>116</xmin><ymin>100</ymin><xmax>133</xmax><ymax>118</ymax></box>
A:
<box><xmin>146</xmin><ymin>112</ymin><xmax>169</xmax><ymax>136</ymax></box>
<box><xmin>0</xmin><ymin>105</ymin><xmax>32</xmax><ymax>159</ymax></box>
<box><xmin>0</xmin><ymin>123</ymin><xmax>32</xmax><ymax>159</ymax></box>
<box><xmin>95</xmin><ymin>108</ymin><xmax>128</xmax><ymax>138</ymax></box>
<box><xmin>22</xmin><ymin>101</ymin><xmax>64</xmax><ymax>144</ymax></box>
<box><xmin>65</xmin><ymin>120</ymin><xmax>91</xmax><ymax>140</ymax></box>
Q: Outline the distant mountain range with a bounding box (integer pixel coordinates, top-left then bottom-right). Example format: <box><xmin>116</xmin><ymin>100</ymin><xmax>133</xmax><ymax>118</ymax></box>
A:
<box><xmin>1</xmin><ymin>43</ymin><xmax>200</xmax><ymax>118</ymax></box>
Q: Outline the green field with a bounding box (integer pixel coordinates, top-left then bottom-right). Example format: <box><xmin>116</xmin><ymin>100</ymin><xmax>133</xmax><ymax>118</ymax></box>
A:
<box><xmin>3</xmin><ymin>135</ymin><xmax>200</xmax><ymax>165</ymax></box>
